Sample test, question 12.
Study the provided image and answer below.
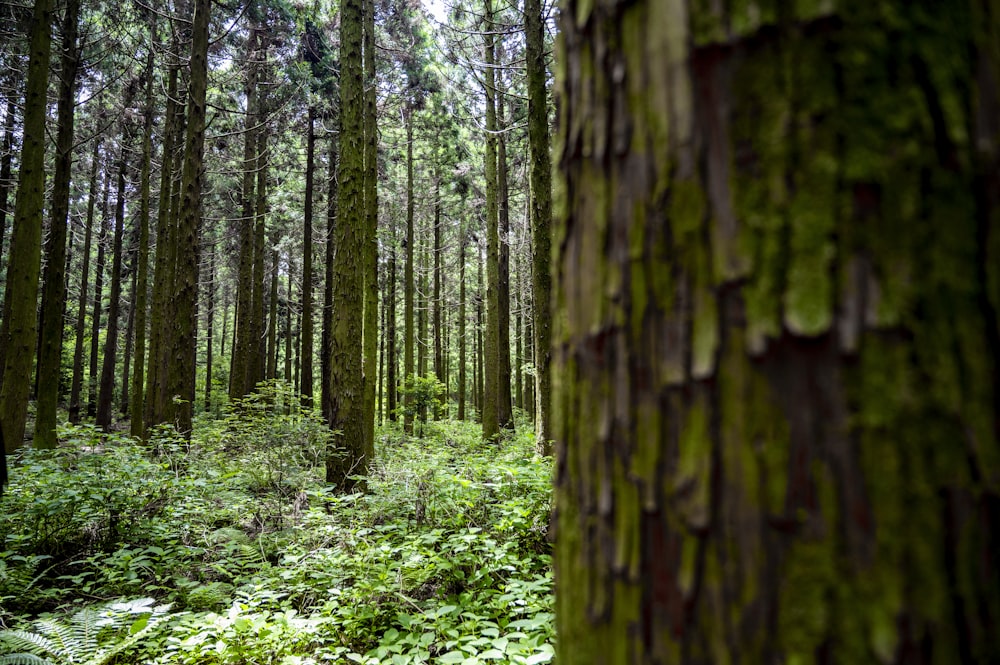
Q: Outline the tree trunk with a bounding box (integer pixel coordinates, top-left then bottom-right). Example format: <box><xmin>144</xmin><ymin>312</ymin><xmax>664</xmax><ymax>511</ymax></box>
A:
<box><xmin>326</xmin><ymin>0</ymin><xmax>366</xmax><ymax>489</ymax></box>
<box><xmin>525</xmin><ymin>0</ymin><xmax>552</xmax><ymax>453</ymax></box>
<box><xmin>433</xmin><ymin>176</ymin><xmax>443</xmax><ymax>420</ymax></box>
<box><xmin>0</xmin><ymin>96</ymin><xmax>15</xmax><ymax>277</ymax></box>
<box><xmin>457</xmin><ymin>222</ymin><xmax>466</xmax><ymax>421</ymax></box>
<box><xmin>34</xmin><ymin>0</ymin><xmax>79</xmax><ymax>448</ymax></box>
<box><xmin>88</xmin><ymin>172</ymin><xmax>110</xmax><ymax>418</ymax></box>
<box><xmin>165</xmin><ymin>0</ymin><xmax>210</xmax><ymax>436</ymax></box>
<box><xmin>386</xmin><ymin>236</ymin><xmax>397</xmax><ymax>421</ymax></box>
<box><xmin>230</xmin><ymin>25</ymin><xmax>259</xmax><ymax>400</ymax></box>
<box><xmin>403</xmin><ymin>108</ymin><xmax>415</xmax><ymax>434</ymax></box>
<box><xmin>251</xmin><ymin>105</ymin><xmax>268</xmax><ymax>388</ymax></box>
<box><xmin>322</xmin><ymin>126</ymin><xmax>337</xmax><ymax>419</ymax></box>
<box><xmin>361</xmin><ymin>0</ymin><xmax>378</xmax><ymax>458</ymax></box>
<box><xmin>96</xmin><ymin>139</ymin><xmax>128</xmax><ymax>431</ymax></box>
<box><xmin>267</xmin><ymin>240</ymin><xmax>278</xmax><ymax>380</ymax></box>
<box><xmin>554</xmin><ymin>1</ymin><xmax>1000</xmax><ymax>662</ymax></box>
<box><xmin>301</xmin><ymin>107</ymin><xmax>315</xmax><ymax>405</ymax></box>
<box><xmin>130</xmin><ymin>22</ymin><xmax>155</xmax><ymax>437</ymax></box>
<box><xmin>69</xmin><ymin>136</ymin><xmax>101</xmax><ymax>424</ymax></box>
<box><xmin>481</xmin><ymin>1</ymin><xmax>500</xmax><ymax>441</ymax></box>
<box><xmin>497</xmin><ymin>92</ymin><xmax>513</xmax><ymax>431</ymax></box>
<box><xmin>0</xmin><ymin>0</ymin><xmax>53</xmax><ymax>451</ymax></box>
<box><xmin>204</xmin><ymin>233</ymin><xmax>214</xmax><ymax>412</ymax></box>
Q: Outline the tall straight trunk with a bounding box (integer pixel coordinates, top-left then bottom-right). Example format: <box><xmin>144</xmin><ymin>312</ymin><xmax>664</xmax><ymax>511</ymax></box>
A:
<box><xmin>0</xmin><ymin>97</ymin><xmax>15</xmax><ymax>272</ymax></box>
<box><xmin>326</xmin><ymin>0</ymin><xmax>365</xmax><ymax>489</ymax></box>
<box><xmin>34</xmin><ymin>0</ymin><xmax>80</xmax><ymax>448</ymax></box>
<box><xmin>165</xmin><ymin>0</ymin><xmax>210</xmax><ymax>436</ymax></box>
<box><xmin>267</xmin><ymin>241</ymin><xmax>278</xmax><ymax>379</ymax></box>
<box><xmin>524</xmin><ymin>0</ymin><xmax>552</xmax><ymax>452</ymax></box>
<box><xmin>251</xmin><ymin>111</ymin><xmax>268</xmax><ymax>387</ymax></box>
<box><xmin>0</xmin><ymin>0</ymin><xmax>53</xmax><ymax>453</ymax></box>
<box><xmin>524</xmin><ymin>295</ymin><xmax>534</xmax><ymax>423</ymax></box>
<box><xmin>403</xmin><ymin>109</ymin><xmax>415</xmax><ymax>434</ymax></box>
<box><xmin>457</xmin><ymin>223</ymin><xmax>466</xmax><ymax>420</ymax></box>
<box><xmin>433</xmin><ymin>177</ymin><xmax>443</xmax><ymax>419</ymax></box>
<box><xmin>69</xmin><ymin>136</ymin><xmax>101</xmax><ymax>424</ymax></box>
<box><xmin>129</xmin><ymin>24</ymin><xmax>155</xmax><ymax>437</ymax></box>
<box><xmin>555</xmin><ymin>1</ymin><xmax>1000</xmax><ymax>661</ymax></box>
<box><xmin>144</xmin><ymin>65</ymin><xmax>180</xmax><ymax>430</ymax></box>
<box><xmin>476</xmin><ymin>244</ymin><xmax>484</xmax><ymax>416</ymax></box>
<box><xmin>231</xmin><ymin>25</ymin><xmax>259</xmax><ymax>400</ymax></box>
<box><xmin>301</xmin><ymin>108</ymin><xmax>315</xmax><ymax>405</ymax></box>
<box><xmin>285</xmin><ymin>254</ymin><xmax>293</xmax><ymax>383</ymax></box>
<box><xmin>496</xmin><ymin>95</ymin><xmax>513</xmax><ymax>430</ymax></box>
<box><xmin>417</xmin><ymin>238</ymin><xmax>427</xmax><ymax>425</ymax></box>
<box><xmin>386</xmin><ymin>241</ymin><xmax>397</xmax><ymax>421</ymax></box>
<box><xmin>96</xmin><ymin>139</ymin><xmax>127</xmax><ymax>430</ymax></box>
<box><xmin>481</xmin><ymin>2</ymin><xmax>500</xmax><ymax>441</ymax></box>
<box><xmin>378</xmin><ymin>283</ymin><xmax>385</xmax><ymax>426</ymax></box>
<box><xmin>361</xmin><ymin>0</ymin><xmax>378</xmax><ymax>459</ymax></box>
<box><xmin>322</xmin><ymin>128</ymin><xmax>337</xmax><ymax>418</ymax></box>
<box><xmin>120</xmin><ymin>244</ymin><xmax>136</xmax><ymax>414</ymax></box>
<box><xmin>88</xmin><ymin>174</ymin><xmax>110</xmax><ymax>418</ymax></box>
<box><xmin>515</xmin><ymin>279</ymin><xmax>523</xmax><ymax>412</ymax></box>
<box><xmin>204</xmin><ymin>235</ymin><xmax>214</xmax><ymax>411</ymax></box>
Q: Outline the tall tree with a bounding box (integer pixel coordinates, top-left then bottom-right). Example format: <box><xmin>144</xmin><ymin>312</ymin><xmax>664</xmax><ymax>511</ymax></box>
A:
<box><xmin>524</xmin><ymin>0</ymin><xmax>551</xmax><ymax>453</ymax></box>
<box><xmin>480</xmin><ymin>0</ymin><xmax>500</xmax><ymax>441</ymax></box>
<box><xmin>95</xmin><ymin>136</ymin><xmax>128</xmax><ymax>430</ymax></box>
<box><xmin>554</xmin><ymin>1</ymin><xmax>1000</xmax><ymax>662</ymax></box>
<box><xmin>325</xmin><ymin>0</ymin><xmax>365</xmax><ymax>488</ymax></box>
<box><xmin>361</xmin><ymin>0</ymin><xmax>378</xmax><ymax>460</ymax></box>
<box><xmin>300</xmin><ymin>107</ymin><xmax>315</xmax><ymax>405</ymax></box>
<box><xmin>403</xmin><ymin>107</ymin><xmax>415</xmax><ymax>434</ymax></box>
<box><xmin>34</xmin><ymin>0</ymin><xmax>80</xmax><ymax>448</ymax></box>
<box><xmin>496</xmin><ymin>89</ymin><xmax>513</xmax><ymax>430</ymax></box>
<box><xmin>164</xmin><ymin>0</ymin><xmax>211</xmax><ymax>436</ymax></box>
<box><xmin>0</xmin><ymin>0</ymin><xmax>53</xmax><ymax>452</ymax></box>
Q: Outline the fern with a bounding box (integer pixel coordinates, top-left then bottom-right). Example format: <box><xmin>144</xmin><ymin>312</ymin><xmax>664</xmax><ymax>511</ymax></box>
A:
<box><xmin>0</xmin><ymin>597</ymin><xmax>172</xmax><ymax>665</ymax></box>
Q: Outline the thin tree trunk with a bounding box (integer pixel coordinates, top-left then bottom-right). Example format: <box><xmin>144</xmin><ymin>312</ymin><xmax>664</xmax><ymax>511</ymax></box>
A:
<box><xmin>267</xmin><ymin>241</ymin><xmax>278</xmax><ymax>380</ymax></box>
<box><xmin>88</xmin><ymin>173</ymin><xmax>110</xmax><ymax>418</ymax></box>
<box><xmin>457</xmin><ymin>222</ymin><xmax>466</xmax><ymax>421</ymax></box>
<box><xmin>34</xmin><ymin>0</ymin><xmax>79</xmax><ymax>447</ymax></box>
<box><xmin>386</xmin><ymin>239</ymin><xmax>397</xmax><ymax>421</ymax></box>
<box><xmin>0</xmin><ymin>97</ymin><xmax>15</xmax><ymax>275</ymax></box>
<box><xmin>496</xmin><ymin>92</ymin><xmax>513</xmax><ymax>431</ymax></box>
<box><xmin>251</xmin><ymin>104</ymin><xmax>268</xmax><ymax>388</ymax></box>
<box><xmin>481</xmin><ymin>2</ymin><xmax>500</xmax><ymax>441</ymax></box>
<box><xmin>301</xmin><ymin>108</ymin><xmax>315</xmax><ymax>405</ymax></box>
<box><xmin>69</xmin><ymin>136</ymin><xmax>100</xmax><ymax>424</ymax></box>
<box><xmin>525</xmin><ymin>0</ymin><xmax>552</xmax><ymax>452</ymax></box>
<box><xmin>403</xmin><ymin>108</ymin><xmax>415</xmax><ymax>434</ymax></box>
<box><xmin>96</xmin><ymin>139</ymin><xmax>128</xmax><ymax>430</ymax></box>
<box><xmin>204</xmin><ymin>235</ymin><xmax>214</xmax><ymax>412</ymax></box>
<box><xmin>322</xmin><ymin>127</ymin><xmax>337</xmax><ymax>419</ymax></box>
<box><xmin>120</xmin><ymin>242</ymin><xmax>136</xmax><ymax>414</ymax></box>
<box><xmin>433</xmin><ymin>176</ymin><xmax>443</xmax><ymax>419</ymax></box>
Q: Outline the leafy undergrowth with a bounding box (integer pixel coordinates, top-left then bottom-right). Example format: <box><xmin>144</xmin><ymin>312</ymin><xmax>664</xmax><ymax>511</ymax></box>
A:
<box><xmin>0</xmin><ymin>386</ymin><xmax>554</xmax><ymax>665</ymax></box>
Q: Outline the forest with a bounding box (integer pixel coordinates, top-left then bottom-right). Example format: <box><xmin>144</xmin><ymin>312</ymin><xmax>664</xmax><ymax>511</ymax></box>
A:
<box><xmin>1</xmin><ymin>0</ymin><xmax>999</xmax><ymax>663</ymax></box>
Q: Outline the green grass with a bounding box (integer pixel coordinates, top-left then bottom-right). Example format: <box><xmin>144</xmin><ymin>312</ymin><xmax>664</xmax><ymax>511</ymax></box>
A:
<box><xmin>0</xmin><ymin>388</ymin><xmax>554</xmax><ymax>665</ymax></box>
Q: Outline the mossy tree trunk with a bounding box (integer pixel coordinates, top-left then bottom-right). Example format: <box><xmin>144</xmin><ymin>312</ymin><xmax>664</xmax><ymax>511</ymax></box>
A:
<box><xmin>361</xmin><ymin>0</ymin><xmax>378</xmax><ymax>458</ymax></box>
<box><xmin>0</xmin><ymin>0</ymin><xmax>52</xmax><ymax>452</ymax></box>
<box><xmin>322</xmin><ymin>127</ymin><xmax>337</xmax><ymax>420</ymax></box>
<box><xmin>326</xmin><ymin>0</ymin><xmax>366</xmax><ymax>489</ymax></box>
<box><xmin>554</xmin><ymin>1</ymin><xmax>1000</xmax><ymax>662</ymax></box>
<box><xmin>34</xmin><ymin>0</ymin><xmax>80</xmax><ymax>448</ymax></box>
<box><xmin>524</xmin><ymin>0</ymin><xmax>552</xmax><ymax>453</ymax></box>
<box><xmin>165</xmin><ymin>0</ymin><xmax>210</xmax><ymax>437</ymax></box>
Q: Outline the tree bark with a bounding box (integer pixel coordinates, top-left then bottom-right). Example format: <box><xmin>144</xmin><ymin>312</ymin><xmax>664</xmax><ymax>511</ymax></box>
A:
<box><xmin>34</xmin><ymin>0</ymin><xmax>80</xmax><ymax>448</ymax></box>
<box><xmin>88</xmin><ymin>171</ymin><xmax>110</xmax><ymax>418</ymax></box>
<box><xmin>0</xmin><ymin>0</ymin><xmax>53</xmax><ymax>451</ymax></box>
<box><xmin>301</xmin><ymin>107</ymin><xmax>315</xmax><ymax>405</ymax></box>
<box><xmin>481</xmin><ymin>0</ymin><xmax>500</xmax><ymax>441</ymax></box>
<box><xmin>554</xmin><ymin>1</ymin><xmax>1000</xmax><ymax>662</ymax></box>
<box><xmin>326</xmin><ymin>0</ymin><xmax>366</xmax><ymax>489</ymax></box>
<box><xmin>165</xmin><ymin>0</ymin><xmax>210</xmax><ymax>436</ymax></box>
<box><xmin>497</xmin><ymin>92</ymin><xmax>513</xmax><ymax>431</ymax></box>
<box><xmin>361</xmin><ymin>0</ymin><xmax>378</xmax><ymax>458</ymax></box>
<box><xmin>403</xmin><ymin>108</ymin><xmax>415</xmax><ymax>435</ymax></box>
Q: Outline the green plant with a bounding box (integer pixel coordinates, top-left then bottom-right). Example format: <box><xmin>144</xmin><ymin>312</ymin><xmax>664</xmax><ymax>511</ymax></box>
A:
<box><xmin>0</xmin><ymin>598</ymin><xmax>172</xmax><ymax>665</ymax></box>
<box><xmin>397</xmin><ymin>375</ymin><xmax>446</xmax><ymax>437</ymax></box>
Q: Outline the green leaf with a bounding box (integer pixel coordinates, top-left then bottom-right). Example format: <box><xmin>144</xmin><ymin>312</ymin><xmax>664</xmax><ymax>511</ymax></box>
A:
<box><xmin>438</xmin><ymin>651</ymin><xmax>465</xmax><ymax>664</ymax></box>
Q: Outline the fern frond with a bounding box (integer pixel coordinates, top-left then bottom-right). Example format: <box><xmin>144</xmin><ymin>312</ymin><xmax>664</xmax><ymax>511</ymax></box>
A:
<box><xmin>33</xmin><ymin>617</ymin><xmax>90</xmax><ymax>661</ymax></box>
<box><xmin>0</xmin><ymin>629</ymin><xmax>61</xmax><ymax>660</ymax></box>
<box><xmin>0</xmin><ymin>653</ymin><xmax>54</xmax><ymax>665</ymax></box>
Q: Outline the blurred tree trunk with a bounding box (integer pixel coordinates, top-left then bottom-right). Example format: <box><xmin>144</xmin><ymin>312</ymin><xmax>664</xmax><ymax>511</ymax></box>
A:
<box><xmin>0</xmin><ymin>0</ymin><xmax>53</xmax><ymax>451</ymax></box>
<box><xmin>35</xmin><ymin>0</ymin><xmax>80</xmax><ymax>448</ymax></box>
<box><xmin>88</xmin><ymin>172</ymin><xmax>110</xmax><ymax>418</ymax></box>
<box><xmin>497</xmin><ymin>92</ymin><xmax>513</xmax><ymax>431</ymax></box>
<box><xmin>403</xmin><ymin>108</ymin><xmax>415</xmax><ymax>435</ymax></box>
<box><xmin>554</xmin><ymin>1</ymin><xmax>1000</xmax><ymax>662</ymax></box>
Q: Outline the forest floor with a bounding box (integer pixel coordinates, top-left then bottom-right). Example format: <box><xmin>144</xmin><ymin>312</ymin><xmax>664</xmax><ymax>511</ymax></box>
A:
<box><xmin>0</xmin><ymin>389</ymin><xmax>554</xmax><ymax>665</ymax></box>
